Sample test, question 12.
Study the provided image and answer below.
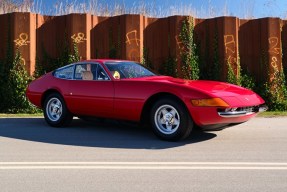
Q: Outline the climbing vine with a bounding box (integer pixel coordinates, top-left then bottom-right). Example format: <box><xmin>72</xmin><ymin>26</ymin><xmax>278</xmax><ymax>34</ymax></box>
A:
<box><xmin>0</xmin><ymin>19</ymin><xmax>38</xmax><ymax>113</ymax></box>
<box><xmin>160</xmin><ymin>54</ymin><xmax>178</xmax><ymax>77</ymax></box>
<box><xmin>250</xmin><ymin>49</ymin><xmax>287</xmax><ymax>111</ymax></box>
<box><xmin>7</xmin><ymin>50</ymin><xmax>38</xmax><ymax>113</ymax></box>
<box><xmin>34</xmin><ymin>40</ymin><xmax>80</xmax><ymax>78</ymax></box>
<box><xmin>179</xmin><ymin>17</ymin><xmax>200</xmax><ymax>80</ymax></box>
<box><xmin>258</xmin><ymin>71</ymin><xmax>287</xmax><ymax>111</ymax></box>
<box><xmin>0</xmin><ymin>50</ymin><xmax>38</xmax><ymax>113</ymax></box>
<box><xmin>227</xmin><ymin>61</ymin><xmax>239</xmax><ymax>85</ymax></box>
<box><xmin>226</xmin><ymin>52</ymin><xmax>241</xmax><ymax>85</ymax></box>
<box><xmin>142</xmin><ymin>47</ymin><xmax>154</xmax><ymax>69</ymax></box>
<box><xmin>240</xmin><ymin>70</ymin><xmax>256</xmax><ymax>90</ymax></box>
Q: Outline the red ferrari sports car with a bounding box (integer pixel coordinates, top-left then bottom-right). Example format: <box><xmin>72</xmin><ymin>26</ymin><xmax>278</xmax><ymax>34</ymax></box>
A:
<box><xmin>26</xmin><ymin>59</ymin><xmax>267</xmax><ymax>141</ymax></box>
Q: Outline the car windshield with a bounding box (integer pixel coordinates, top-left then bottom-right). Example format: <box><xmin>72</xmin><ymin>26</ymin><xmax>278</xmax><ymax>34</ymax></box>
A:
<box><xmin>105</xmin><ymin>62</ymin><xmax>156</xmax><ymax>79</ymax></box>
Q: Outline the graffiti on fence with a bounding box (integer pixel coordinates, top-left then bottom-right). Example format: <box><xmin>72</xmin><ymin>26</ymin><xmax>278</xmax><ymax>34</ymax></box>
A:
<box><xmin>14</xmin><ymin>33</ymin><xmax>30</xmax><ymax>48</ymax></box>
<box><xmin>125</xmin><ymin>30</ymin><xmax>140</xmax><ymax>46</ymax></box>
<box><xmin>268</xmin><ymin>36</ymin><xmax>281</xmax><ymax>82</ymax></box>
<box><xmin>175</xmin><ymin>35</ymin><xmax>184</xmax><ymax>51</ymax></box>
<box><xmin>268</xmin><ymin>37</ymin><xmax>280</xmax><ymax>55</ymax></box>
<box><xmin>126</xmin><ymin>30</ymin><xmax>140</xmax><ymax>61</ymax></box>
<box><xmin>71</xmin><ymin>33</ymin><xmax>87</xmax><ymax>44</ymax></box>
<box><xmin>20</xmin><ymin>58</ymin><xmax>26</xmax><ymax>66</ymax></box>
<box><xmin>14</xmin><ymin>33</ymin><xmax>27</xmax><ymax>69</ymax></box>
<box><xmin>224</xmin><ymin>34</ymin><xmax>238</xmax><ymax>75</ymax></box>
<box><xmin>224</xmin><ymin>35</ymin><xmax>235</xmax><ymax>54</ymax></box>
<box><xmin>227</xmin><ymin>56</ymin><xmax>237</xmax><ymax>65</ymax></box>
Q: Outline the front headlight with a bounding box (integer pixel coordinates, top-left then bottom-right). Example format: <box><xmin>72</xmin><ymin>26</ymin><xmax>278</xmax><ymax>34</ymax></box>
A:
<box><xmin>191</xmin><ymin>98</ymin><xmax>229</xmax><ymax>107</ymax></box>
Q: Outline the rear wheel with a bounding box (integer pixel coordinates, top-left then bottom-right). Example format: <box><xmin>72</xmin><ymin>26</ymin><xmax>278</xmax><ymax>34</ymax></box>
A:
<box><xmin>44</xmin><ymin>93</ymin><xmax>73</xmax><ymax>127</ymax></box>
<box><xmin>150</xmin><ymin>97</ymin><xmax>193</xmax><ymax>141</ymax></box>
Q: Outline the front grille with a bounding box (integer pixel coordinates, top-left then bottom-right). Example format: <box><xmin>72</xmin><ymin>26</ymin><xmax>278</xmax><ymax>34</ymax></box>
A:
<box><xmin>218</xmin><ymin>105</ymin><xmax>261</xmax><ymax>113</ymax></box>
<box><xmin>217</xmin><ymin>105</ymin><xmax>267</xmax><ymax>118</ymax></box>
<box><xmin>236</xmin><ymin>106</ymin><xmax>256</xmax><ymax>113</ymax></box>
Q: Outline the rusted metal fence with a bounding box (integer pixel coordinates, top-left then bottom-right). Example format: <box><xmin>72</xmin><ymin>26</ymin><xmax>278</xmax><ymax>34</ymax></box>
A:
<box><xmin>0</xmin><ymin>12</ymin><xmax>286</xmax><ymax>83</ymax></box>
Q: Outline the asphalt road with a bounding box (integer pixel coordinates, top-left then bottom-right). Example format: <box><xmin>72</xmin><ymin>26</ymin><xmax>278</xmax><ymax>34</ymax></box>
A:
<box><xmin>0</xmin><ymin>117</ymin><xmax>286</xmax><ymax>192</ymax></box>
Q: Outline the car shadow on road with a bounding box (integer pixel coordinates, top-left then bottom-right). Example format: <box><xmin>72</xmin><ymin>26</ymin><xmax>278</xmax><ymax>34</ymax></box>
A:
<box><xmin>0</xmin><ymin>118</ymin><xmax>217</xmax><ymax>149</ymax></box>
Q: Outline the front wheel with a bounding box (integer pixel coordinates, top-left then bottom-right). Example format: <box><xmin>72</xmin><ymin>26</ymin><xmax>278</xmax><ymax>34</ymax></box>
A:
<box><xmin>150</xmin><ymin>98</ymin><xmax>193</xmax><ymax>141</ymax></box>
<box><xmin>44</xmin><ymin>93</ymin><xmax>73</xmax><ymax>127</ymax></box>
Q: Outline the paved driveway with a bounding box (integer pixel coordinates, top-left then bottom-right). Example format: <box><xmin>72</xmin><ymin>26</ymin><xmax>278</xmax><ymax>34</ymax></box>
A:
<box><xmin>0</xmin><ymin>117</ymin><xmax>286</xmax><ymax>192</ymax></box>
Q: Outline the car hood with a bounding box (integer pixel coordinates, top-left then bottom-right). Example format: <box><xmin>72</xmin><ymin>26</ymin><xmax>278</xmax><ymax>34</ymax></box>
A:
<box><xmin>145</xmin><ymin>76</ymin><xmax>265</xmax><ymax>106</ymax></box>
<box><xmin>147</xmin><ymin>76</ymin><xmax>251</xmax><ymax>96</ymax></box>
<box><xmin>183</xmin><ymin>80</ymin><xmax>253</xmax><ymax>97</ymax></box>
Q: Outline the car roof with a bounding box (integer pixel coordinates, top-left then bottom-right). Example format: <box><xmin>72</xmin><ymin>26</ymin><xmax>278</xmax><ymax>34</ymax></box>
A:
<box><xmin>55</xmin><ymin>59</ymin><xmax>139</xmax><ymax>71</ymax></box>
<box><xmin>81</xmin><ymin>59</ymin><xmax>133</xmax><ymax>63</ymax></box>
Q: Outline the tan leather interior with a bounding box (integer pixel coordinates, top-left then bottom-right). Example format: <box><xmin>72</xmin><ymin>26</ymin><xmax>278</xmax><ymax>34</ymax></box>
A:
<box><xmin>82</xmin><ymin>71</ymin><xmax>93</xmax><ymax>80</ymax></box>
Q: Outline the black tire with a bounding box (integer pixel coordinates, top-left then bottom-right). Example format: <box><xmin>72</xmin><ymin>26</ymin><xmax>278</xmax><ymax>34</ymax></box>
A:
<box><xmin>43</xmin><ymin>93</ymin><xmax>73</xmax><ymax>127</ymax></box>
<box><xmin>150</xmin><ymin>97</ymin><xmax>193</xmax><ymax>141</ymax></box>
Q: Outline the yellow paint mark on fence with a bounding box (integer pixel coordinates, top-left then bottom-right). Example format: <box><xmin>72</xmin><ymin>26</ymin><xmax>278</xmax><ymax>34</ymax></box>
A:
<box><xmin>71</xmin><ymin>33</ymin><xmax>87</xmax><ymax>44</ymax></box>
<box><xmin>224</xmin><ymin>34</ymin><xmax>238</xmax><ymax>76</ymax></box>
<box><xmin>14</xmin><ymin>33</ymin><xmax>30</xmax><ymax>47</ymax></box>
<box><xmin>20</xmin><ymin>58</ymin><xmax>26</xmax><ymax>66</ymax></box>
<box><xmin>125</xmin><ymin>30</ymin><xmax>140</xmax><ymax>46</ymax></box>
<box><xmin>268</xmin><ymin>36</ymin><xmax>281</xmax><ymax>82</ymax></box>
<box><xmin>268</xmin><ymin>37</ymin><xmax>280</xmax><ymax>55</ymax></box>
<box><xmin>175</xmin><ymin>35</ymin><xmax>184</xmax><ymax>51</ymax></box>
<box><xmin>126</xmin><ymin>30</ymin><xmax>141</xmax><ymax>61</ymax></box>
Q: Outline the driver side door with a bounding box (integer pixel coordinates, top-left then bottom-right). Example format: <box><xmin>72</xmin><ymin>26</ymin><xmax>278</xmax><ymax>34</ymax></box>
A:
<box><xmin>67</xmin><ymin>63</ymin><xmax>114</xmax><ymax>118</ymax></box>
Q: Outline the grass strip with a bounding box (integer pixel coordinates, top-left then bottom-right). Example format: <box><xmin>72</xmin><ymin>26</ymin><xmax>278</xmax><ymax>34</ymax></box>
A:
<box><xmin>257</xmin><ymin>111</ymin><xmax>287</xmax><ymax>117</ymax></box>
<box><xmin>0</xmin><ymin>113</ymin><xmax>43</xmax><ymax>117</ymax></box>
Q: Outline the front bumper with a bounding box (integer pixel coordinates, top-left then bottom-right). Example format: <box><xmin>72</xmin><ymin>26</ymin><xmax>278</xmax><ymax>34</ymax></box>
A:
<box><xmin>218</xmin><ymin>105</ymin><xmax>268</xmax><ymax>118</ymax></box>
<box><xmin>187</xmin><ymin>104</ymin><xmax>267</xmax><ymax>128</ymax></box>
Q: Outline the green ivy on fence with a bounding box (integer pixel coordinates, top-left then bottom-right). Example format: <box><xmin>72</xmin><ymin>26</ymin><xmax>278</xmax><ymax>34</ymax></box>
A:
<box><xmin>0</xmin><ymin>32</ymin><xmax>13</xmax><ymax>112</ymax></box>
<box><xmin>254</xmin><ymin>49</ymin><xmax>287</xmax><ymax>111</ymax></box>
<box><xmin>240</xmin><ymin>69</ymin><xmax>256</xmax><ymax>90</ymax></box>
<box><xmin>34</xmin><ymin>41</ymin><xmax>80</xmax><ymax>78</ymax></box>
<box><xmin>226</xmin><ymin>53</ymin><xmax>241</xmax><ymax>86</ymax></box>
<box><xmin>0</xmin><ymin>21</ymin><xmax>38</xmax><ymax>113</ymax></box>
<box><xmin>257</xmin><ymin>71</ymin><xmax>287</xmax><ymax>111</ymax></box>
<box><xmin>0</xmin><ymin>50</ymin><xmax>38</xmax><ymax>113</ymax></box>
<box><xmin>0</xmin><ymin>28</ymin><xmax>81</xmax><ymax>113</ymax></box>
<box><xmin>142</xmin><ymin>47</ymin><xmax>154</xmax><ymax>70</ymax></box>
<box><xmin>160</xmin><ymin>54</ymin><xmax>178</xmax><ymax>77</ymax></box>
<box><xmin>7</xmin><ymin>50</ymin><xmax>38</xmax><ymax>113</ymax></box>
<box><xmin>179</xmin><ymin>17</ymin><xmax>200</xmax><ymax>80</ymax></box>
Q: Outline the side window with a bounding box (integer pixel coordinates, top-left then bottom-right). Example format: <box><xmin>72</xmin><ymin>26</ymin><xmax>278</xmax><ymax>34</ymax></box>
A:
<box><xmin>54</xmin><ymin>65</ymin><xmax>74</xmax><ymax>79</ymax></box>
<box><xmin>74</xmin><ymin>64</ymin><xmax>97</xmax><ymax>80</ymax></box>
<box><xmin>75</xmin><ymin>64</ymin><xmax>86</xmax><ymax>80</ymax></box>
<box><xmin>96</xmin><ymin>66</ymin><xmax>110</xmax><ymax>80</ymax></box>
